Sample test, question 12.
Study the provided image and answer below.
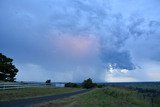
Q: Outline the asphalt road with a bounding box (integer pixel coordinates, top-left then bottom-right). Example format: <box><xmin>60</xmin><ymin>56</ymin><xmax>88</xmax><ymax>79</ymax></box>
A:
<box><xmin>0</xmin><ymin>89</ymin><xmax>91</xmax><ymax>107</ymax></box>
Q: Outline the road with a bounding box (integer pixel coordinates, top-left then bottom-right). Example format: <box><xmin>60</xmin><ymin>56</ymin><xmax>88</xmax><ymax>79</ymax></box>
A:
<box><xmin>0</xmin><ymin>89</ymin><xmax>91</xmax><ymax>107</ymax></box>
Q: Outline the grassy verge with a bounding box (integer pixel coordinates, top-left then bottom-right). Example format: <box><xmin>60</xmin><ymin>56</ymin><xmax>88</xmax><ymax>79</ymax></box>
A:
<box><xmin>0</xmin><ymin>87</ymin><xmax>81</xmax><ymax>101</ymax></box>
<box><xmin>33</xmin><ymin>87</ymin><xmax>151</xmax><ymax>107</ymax></box>
<box><xmin>103</xmin><ymin>86</ymin><xmax>150</xmax><ymax>107</ymax></box>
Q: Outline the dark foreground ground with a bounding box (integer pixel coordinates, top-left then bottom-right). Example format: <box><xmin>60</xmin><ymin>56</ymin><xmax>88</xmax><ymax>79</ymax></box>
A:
<box><xmin>0</xmin><ymin>89</ymin><xmax>91</xmax><ymax>107</ymax></box>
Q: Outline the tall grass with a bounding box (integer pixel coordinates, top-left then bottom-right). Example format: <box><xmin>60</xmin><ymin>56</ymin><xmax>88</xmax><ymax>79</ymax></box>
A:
<box><xmin>0</xmin><ymin>87</ymin><xmax>80</xmax><ymax>101</ymax></box>
<box><xmin>103</xmin><ymin>86</ymin><xmax>150</xmax><ymax>107</ymax></box>
<box><xmin>33</xmin><ymin>87</ymin><xmax>151</xmax><ymax>107</ymax></box>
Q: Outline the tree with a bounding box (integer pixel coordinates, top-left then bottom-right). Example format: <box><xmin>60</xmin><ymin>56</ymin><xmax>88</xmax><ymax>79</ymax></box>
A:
<box><xmin>0</xmin><ymin>53</ymin><xmax>18</xmax><ymax>82</ymax></box>
<box><xmin>45</xmin><ymin>79</ymin><xmax>51</xmax><ymax>85</ymax></box>
<box><xmin>82</xmin><ymin>78</ymin><xmax>95</xmax><ymax>89</ymax></box>
<box><xmin>65</xmin><ymin>82</ymin><xmax>79</xmax><ymax>88</ymax></box>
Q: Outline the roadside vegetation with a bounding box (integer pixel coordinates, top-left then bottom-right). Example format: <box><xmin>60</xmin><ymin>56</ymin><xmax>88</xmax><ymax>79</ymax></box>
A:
<box><xmin>33</xmin><ymin>84</ymin><xmax>160</xmax><ymax>107</ymax></box>
<box><xmin>126</xmin><ymin>82</ymin><xmax>160</xmax><ymax>107</ymax></box>
<box><xmin>0</xmin><ymin>87</ymin><xmax>80</xmax><ymax>101</ymax></box>
<box><xmin>31</xmin><ymin>88</ymin><xmax>144</xmax><ymax>107</ymax></box>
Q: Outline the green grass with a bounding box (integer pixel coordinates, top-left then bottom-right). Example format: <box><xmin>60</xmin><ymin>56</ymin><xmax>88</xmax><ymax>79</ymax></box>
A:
<box><xmin>32</xmin><ymin>89</ymin><xmax>114</xmax><ymax>107</ymax></box>
<box><xmin>103</xmin><ymin>86</ymin><xmax>150</xmax><ymax>107</ymax></box>
<box><xmin>0</xmin><ymin>87</ymin><xmax>81</xmax><ymax>101</ymax></box>
<box><xmin>33</xmin><ymin>87</ymin><xmax>151</xmax><ymax>107</ymax></box>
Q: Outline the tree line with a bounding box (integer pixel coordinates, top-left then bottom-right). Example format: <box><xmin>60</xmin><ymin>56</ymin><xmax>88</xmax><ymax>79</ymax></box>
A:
<box><xmin>65</xmin><ymin>78</ymin><xmax>105</xmax><ymax>89</ymax></box>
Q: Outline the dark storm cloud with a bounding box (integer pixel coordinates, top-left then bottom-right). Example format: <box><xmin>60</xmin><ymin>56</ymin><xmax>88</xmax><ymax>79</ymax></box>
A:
<box><xmin>101</xmin><ymin>50</ymin><xmax>135</xmax><ymax>70</ymax></box>
<box><xmin>0</xmin><ymin>0</ymin><xmax>160</xmax><ymax>81</ymax></box>
<box><xmin>126</xmin><ymin>19</ymin><xmax>160</xmax><ymax>62</ymax></box>
<box><xmin>0</xmin><ymin>0</ymin><xmax>133</xmax><ymax>69</ymax></box>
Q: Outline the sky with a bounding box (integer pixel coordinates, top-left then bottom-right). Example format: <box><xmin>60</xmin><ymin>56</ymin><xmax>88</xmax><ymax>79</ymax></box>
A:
<box><xmin>0</xmin><ymin>0</ymin><xmax>160</xmax><ymax>82</ymax></box>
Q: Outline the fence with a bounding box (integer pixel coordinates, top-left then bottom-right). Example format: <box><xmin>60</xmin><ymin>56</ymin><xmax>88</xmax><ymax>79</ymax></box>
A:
<box><xmin>0</xmin><ymin>82</ymin><xmax>58</xmax><ymax>90</ymax></box>
<box><xmin>0</xmin><ymin>82</ymin><xmax>66</xmax><ymax>90</ymax></box>
<box><xmin>0</xmin><ymin>82</ymin><xmax>25</xmax><ymax>90</ymax></box>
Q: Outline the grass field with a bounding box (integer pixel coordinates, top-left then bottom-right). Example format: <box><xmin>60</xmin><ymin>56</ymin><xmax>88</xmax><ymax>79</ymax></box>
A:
<box><xmin>33</xmin><ymin>86</ymin><xmax>157</xmax><ymax>107</ymax></box>
<box><xmin>0</xmin><ymin>87</ymin><xmax>80</xmax><ymax>101</ymax></box>
<box><xmin>1</xmin><ymin>82</ymin><xmax>160</xmax><ymax>107</ymax></box>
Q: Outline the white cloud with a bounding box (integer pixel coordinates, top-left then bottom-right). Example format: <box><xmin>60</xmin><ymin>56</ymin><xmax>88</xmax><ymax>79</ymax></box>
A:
<box><xmin>105</xmin><ymin>71</ymin><xmax>137</xmax><ymax>82</ymax></box>
<box><xmin>143</xmin><ymin>61</ymin><xmax>160</xmax><ymax>81</ymax></box>
<box><xmin>105</xmin><ymin>65</ymin><xmax>137</xmax><ymax>82</ymax></box>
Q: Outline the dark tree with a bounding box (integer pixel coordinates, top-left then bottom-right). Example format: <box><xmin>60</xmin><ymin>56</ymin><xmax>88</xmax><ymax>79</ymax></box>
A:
<box><xmin>82</xmin><ymin>78</ymin><xmax>95</xmax><ymax>89</ymax></box>
<box><xmin>0</xmin><ymin>53</ymin><xmax>18</xmax><ymax>82</ymax></box>
<box><xmin>97</xmin><ymin>84</ymin><xmax>105</xmax><ymax>88</ymax></box>
<box><xmin>65</xmin><ymin>82</ymin><xmax>79</xmax><ymax>88</ymax></box>
<box><xmin>45</xmin><ymin>79</ymin><xmax>51</xmax><ymax>85</ymax></box>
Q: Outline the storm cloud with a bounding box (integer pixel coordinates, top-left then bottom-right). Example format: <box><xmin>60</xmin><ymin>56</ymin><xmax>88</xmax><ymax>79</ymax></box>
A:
<box><xmin>0</xmin><ymin>0</ymin><xmax>160</xmax><ymax>82</ymax></box>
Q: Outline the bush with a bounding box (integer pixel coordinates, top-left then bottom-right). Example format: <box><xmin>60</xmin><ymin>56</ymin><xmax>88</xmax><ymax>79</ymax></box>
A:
<box><xmin>97</xmin><ymin>84</ymin><xmax>105</xmax><ymax>88</ymax></box>
<box><xmin>82</xmin><ymin>78</ymin><xmax>95</xmax><ymax>89</ymax></box>
<box><xmin>65</xmin><ymin>82</ymin><xmax>79</xmax><ymax>88</ymax></box>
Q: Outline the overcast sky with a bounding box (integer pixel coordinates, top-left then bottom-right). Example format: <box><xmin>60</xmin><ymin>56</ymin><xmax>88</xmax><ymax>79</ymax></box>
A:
<box><xmin>0</xmin><ymin>0</ymin><xmax>160</xmax><ymax>82</ymax></box>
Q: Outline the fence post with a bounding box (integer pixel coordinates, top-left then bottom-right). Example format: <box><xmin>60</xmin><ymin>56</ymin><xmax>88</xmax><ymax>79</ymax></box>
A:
<box><xmin>3</xmin><ymin>84</ymin><xmax>5</xmax><ymax>90</ymax></box>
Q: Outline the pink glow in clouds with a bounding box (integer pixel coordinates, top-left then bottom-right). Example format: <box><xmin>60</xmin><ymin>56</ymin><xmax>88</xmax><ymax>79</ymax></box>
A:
<box><xmin>52</xmin><ymin>35</ymin><xmax>99</xmax><ymax>59</ymax></box>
